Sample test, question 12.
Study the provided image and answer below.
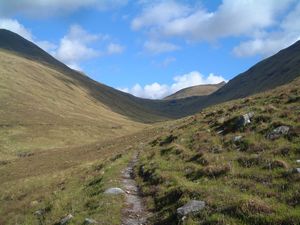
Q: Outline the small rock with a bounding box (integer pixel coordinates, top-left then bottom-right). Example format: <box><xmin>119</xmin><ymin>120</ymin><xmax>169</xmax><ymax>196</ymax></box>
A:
<box><xmin>17</xmin><ymin>152</ymin><xmax>34</xmax><ymax>158</ymax></box>
<box><xmin>296</xmin><ymin>168</ymin><xmax>300</xmax><ymax>173</ymax></box>
<box><xmin>232</xmin><ymin>136</ymin><xmax>243</xmax><ymax>143</ymax></box>
<box><xmin>104</xmin><ymin>187</ymin><xmax>125</xmax><ymax>195</ymax></box>
<box><xmin>30</xmin><ymin>200</ymin><xmax>39</xmax><ymax>206</ymax></box>
<box><xmin>177</xmin><ymin>200</ymin><xmax>205</xmax><ymax>217</ymax></box>
<box><xmin>297</xmin><ymin>160</ymin><xmax>300</xmax><ymax>163</ymax></box>
<box><xmin>217</xmin><ymin>130</ymin><xmax>224</xmax><ymax>134</ymax></box>
<box><xmin>34</xmin><ymin>209</ymin><xmax>44</xmax><ymax>217</ymax></box>
<box><xmin>217</xmin><ymin>117</ymin><xmax>226</xmax><ymax>124</ymax></box>
<box><xmin>59</xmin><ymin>214</ymin><xmax>73</xmax><ymax>225</ymax></box>
<box><xmin>237</xmin><ymin>112</ymin><xmax>254</xmax><ymax>127</ymax></box>
<box><xmin>267</xmin><ymin>126</ymin><xmax>290</xmax><ymax>140</ymax></box>
<box><xmin>84</xmin><ymin>218</ymin><xmax>98</xmax><ymax>224</ymax></box>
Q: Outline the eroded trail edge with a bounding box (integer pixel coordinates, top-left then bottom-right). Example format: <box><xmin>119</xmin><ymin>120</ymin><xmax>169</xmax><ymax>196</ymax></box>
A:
<box><xmin>121</xmin><ymin>154</ymin><xmax>149</xmax><ymax>225</ymax></box>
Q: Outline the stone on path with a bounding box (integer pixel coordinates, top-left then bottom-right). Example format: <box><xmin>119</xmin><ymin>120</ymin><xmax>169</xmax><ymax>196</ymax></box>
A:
<box><xmin>104</xmin><ymin>187</ymin><xmax>125</xmax><ymax>195</ymax></box>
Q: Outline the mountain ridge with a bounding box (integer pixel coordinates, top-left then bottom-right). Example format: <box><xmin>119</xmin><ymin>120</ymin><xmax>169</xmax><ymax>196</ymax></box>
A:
<box><xmin>164</xmin><ymin>82</ymin><xmax>226</xmax><ymax>100</ymax></box>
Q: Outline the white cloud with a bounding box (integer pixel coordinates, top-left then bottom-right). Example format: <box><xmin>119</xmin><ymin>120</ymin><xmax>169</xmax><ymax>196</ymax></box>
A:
<box><xmin>53</xmin><ymin>25</ymin><xmax>101</xmax><ymax>69</ymax></box>
<box><xmin>120</xmin><ymin>71</ymin><xmax>227</xmax><ymax>99</ymax></box>
<box><xmin>132</xmin><ymin>1</ymin><xmax>190</xmax><ymax>31</ymax></box>
<box><xmin>233</xmin><ymin>1</ymin><xmax>300</xmax><ymax>57</ymax></box>
<box><xmin>107</xmin><ymin>43</ymin><xmax>125</xmax><ymax>55</ymax></box>
<box><xmin>132</xmin><ymin>0</ymin><xmax>298</xmax><ymax>57</ymax></box>
<box><xmin>132</xmin><ymin>0</ymin><xmax>292</xmax><ymax>41</ymax></box>
<box><xmin>0</xmin><ymin>0</ymin><xmax>128</xmax><ymax>17</ymax></box>
<box><xmin>0</xmin><ymin>18</ymin><xmax>33</xmax><ymax>41</ymax></box>
<box><xmin>144</xmin><ymin>40</ymin><xmax>180</xmax><ymax>54</ymax></box>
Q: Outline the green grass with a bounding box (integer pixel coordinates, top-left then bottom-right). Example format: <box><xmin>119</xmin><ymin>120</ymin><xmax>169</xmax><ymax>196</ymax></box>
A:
<box><xmin>0</xmin><ymin>147</ymin><xmax>133</xmax><ymax>225</ymax></box>
<box><xmin>136</xmin><ymin>79</ymin><xmax>300</xmax><ymax>225</ymax></box>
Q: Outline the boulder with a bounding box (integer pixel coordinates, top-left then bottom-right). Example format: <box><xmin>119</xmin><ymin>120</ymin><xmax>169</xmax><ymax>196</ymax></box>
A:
<box><xmin>104</xmin><ymin>187</ymin><xmax>125</xmax><ymax>195</ymax></box>
<box><xmin>177</xmin><ymin>200</ymin><xmax>205</xmax><ymax>217</ymax></box>
<box><xmin>58</xmin><ymin>214</ymin><xmax>73</xmax><ymax>225</ymax></box>
<box><xmin>296</xmin><ymin>168</ymin><xmax>300</xmax><ymax>173</ymax></box>
<box><xmin>236</xmin><ymin>112</ymin><xmax>254</xmax><ymax>127</ymax></box>
<box><xmin>217</xmin><ymin>112</ymin><xmax>254</xmax><ymax>134</ymax></box>
<box><xmin>267</xmin><ymin>126</ymin><xmax>290</xmax><ymax>140</ymax></box>
<box><xmin>297</xmin><ymin>160</ymin><xmax>300</xmax><ymax>163</ymax></box>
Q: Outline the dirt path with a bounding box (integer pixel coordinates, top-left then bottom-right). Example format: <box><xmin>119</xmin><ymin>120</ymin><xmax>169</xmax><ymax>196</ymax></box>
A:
<box><xmin>121</xmin><ymin>154</ymin><xmax>149</xmax><ymax>225</ymax></box>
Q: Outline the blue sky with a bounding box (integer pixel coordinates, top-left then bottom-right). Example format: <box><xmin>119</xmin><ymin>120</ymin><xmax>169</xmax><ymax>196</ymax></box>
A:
<box><xmin>0</xmin><ymin>0</ymin><xmax>299</xmax><ymax>99</ymax></box>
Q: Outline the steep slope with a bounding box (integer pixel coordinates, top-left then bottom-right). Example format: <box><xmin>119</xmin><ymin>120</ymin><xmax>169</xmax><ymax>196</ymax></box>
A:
<box><xmin>201</xmin><ymin>40</ymin><xmax>300</xmax><ymax>107</ymax></box>
<box><xmin>136</xmin><ymin>77</ymin><xmax>300</xmax><ymax>225</ymax></box>
<box><xmin>0</xmin><ymin>50</ymin><xmax>148</xmax><ymax>159</ymax></box>
<box><xmin>0</xmin><ymin>29</ymin><xmax>200</xmax><ymax>122</ymax></box>
<box><xmin>164</xmin><ymin>82</ymin><xmax>225</xmax><ymax>100</ymax></box>
<box><xmin>0</xmin><ymin>29</ymin><xmax>170</xmax><ymax>122</ymax></box>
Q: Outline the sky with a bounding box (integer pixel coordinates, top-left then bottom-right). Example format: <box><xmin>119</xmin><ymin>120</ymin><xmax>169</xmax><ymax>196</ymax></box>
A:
<box><xmin>0</xmin><ymin>0</ymin><xmax>300</xmax><ymax>99</ymax></box>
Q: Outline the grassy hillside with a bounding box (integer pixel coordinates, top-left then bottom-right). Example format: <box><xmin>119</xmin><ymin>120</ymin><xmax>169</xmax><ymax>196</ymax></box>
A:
<box><xmin>0</xmin><ymin>50</ymin><xmax>151</xmax><ymax>160</ymax></box>
<box><xmin>164</xmin><ymin>82</ymin><xmax>225</xmax><ymax>100</ymax></box>
<box><xmin>136</xmin><ymin>77</ymin><xmax>300</xmax><ymax>225</ymax></box>
<box><xmin>199</xmin><ymin>40</ymin><xmax>300</xmax><ymax>108</ymax></box>
<box><xmin>0</xmin><ymin>127</ymin><xmax>157</xmax><ymax>224</ymax></box>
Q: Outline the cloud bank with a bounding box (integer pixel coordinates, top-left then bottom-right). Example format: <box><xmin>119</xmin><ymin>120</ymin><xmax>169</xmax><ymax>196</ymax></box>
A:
<box><xmin>120</xmin><ymin>71</ymin><xmax>226</xmax><ymax>99</ymax></box>
<box><xmin>132</xmin><ymin>0</ymin><xmax>300</xmax><ymax>57</ymax></box>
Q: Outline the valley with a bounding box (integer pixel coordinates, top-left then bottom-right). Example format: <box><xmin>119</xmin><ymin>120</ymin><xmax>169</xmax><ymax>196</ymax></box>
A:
<box><xmin>0</xmin><ymin>28</ymin><xmax>299</xmax><ymax>225</ymax></box>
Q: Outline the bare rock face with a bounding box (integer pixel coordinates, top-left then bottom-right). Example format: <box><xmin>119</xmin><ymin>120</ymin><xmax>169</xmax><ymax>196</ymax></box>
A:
<box><xmin>177</xmin><ymin>200</ymin><xmax>205</xmax><ymax>217</ymax></box>
<box><xmin>267</xmin><ymin>126</ymin><xmax>290</xmax><ymax>140</ymax></box>
<box><xmin>104</xmin><ymin>187</ymin><xmax>125</xmax><ymax>195</ymax></box>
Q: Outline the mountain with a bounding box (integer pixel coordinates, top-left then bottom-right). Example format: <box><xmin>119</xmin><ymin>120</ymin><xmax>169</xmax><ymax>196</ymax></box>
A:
<box><xmin>0</xmin><ymin>29</ymin><xmax>165</xmax><ymax>159</ymax></box>
<box><xmin>1</xmin><ymin>29</ymin><xmax>300</xmax><ymax>159</ymax></box>
<box><xmin>200</xmin><ymin>40</ymin><xmax>300</xmax><ymax>107</ymax></box>
<box><xmin>0</xmin><ymin>29</ymin><xmax>199</xmax><ymax>123</ymax></box>
<box><xmin>164</xmin><ymin>82</ymin><xmax>225</xmax><ymax>100</ymax></box>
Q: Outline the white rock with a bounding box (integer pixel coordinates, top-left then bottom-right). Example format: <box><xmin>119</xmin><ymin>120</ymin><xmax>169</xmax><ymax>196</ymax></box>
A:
<box><xmin>104</xmin><ymin>187</ymin><xmax>125</xmax><ymax>195</ymax></box>
<box><xmin>59</xmin><ymin>214</ymin><xmax>73</xmax><ymax>225</ymax></box>
<box><xmin>233</xmin><ymin>136</ymin><xmax>243</xmax><ymax>143</ymax></box>
<box><xmin>177</xmin><ymin>200</ymin><xmax>205</xmax><ymax>217</ymax></box>
<box><xmin>84</xmin><ymin>218</ymin><xmax>98</xmax><ymax>224</ymax></box>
